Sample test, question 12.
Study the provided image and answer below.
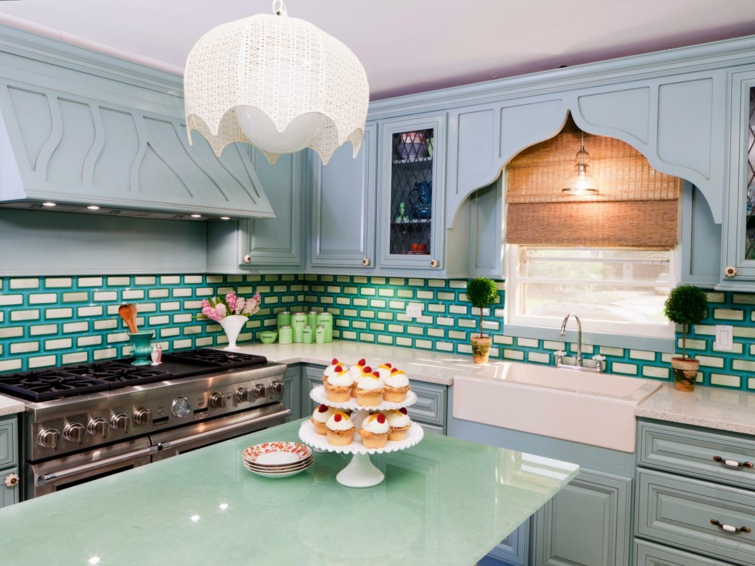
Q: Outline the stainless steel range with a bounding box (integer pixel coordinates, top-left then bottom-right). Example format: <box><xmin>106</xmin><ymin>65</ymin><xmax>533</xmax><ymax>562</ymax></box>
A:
<box><xmin>0</xmin><ymin>349</ymin><xmax>289</xmax><ymax>499</ymax></box>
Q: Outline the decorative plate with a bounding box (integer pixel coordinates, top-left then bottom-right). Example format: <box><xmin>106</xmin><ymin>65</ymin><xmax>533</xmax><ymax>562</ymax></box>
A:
<box><xmin>309</xmin><ymin>385</ymin><xmax>417</xmax><ymax>411</ymax></box>
<box><xmin>242</xmin><ymin>441</ymin><xmax>313</xmax><ymax>466</ymax></box>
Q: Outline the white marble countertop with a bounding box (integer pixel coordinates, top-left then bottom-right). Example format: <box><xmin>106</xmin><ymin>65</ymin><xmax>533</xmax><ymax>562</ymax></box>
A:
<box><xmin>233</xmin><ymin>341</ymin><xmax>489</xmax><ymax>386</ymax></box>
<box><xmin>0</xmin><ymin>393</ymin><xmax>25</xmax><ymax>416</ymax></box>
<box><xmin>636</xmin><ymin>383</ymin><xmax>755</xmax><ymax>436</ymax></box>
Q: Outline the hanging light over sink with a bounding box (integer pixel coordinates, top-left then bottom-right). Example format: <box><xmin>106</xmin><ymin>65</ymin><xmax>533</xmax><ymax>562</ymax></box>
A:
<box><xmin>562</xmin><ymin>132</ymin><xmax>598</xmax><ymax>196</ymax></box>
<box><xmin>184</xmin><ymin>0</ymin><xmax>369</xmax><ymax>166</ymax></box>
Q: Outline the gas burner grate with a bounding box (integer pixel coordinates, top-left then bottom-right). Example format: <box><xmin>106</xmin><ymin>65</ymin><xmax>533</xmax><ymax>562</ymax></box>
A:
<box><xmin>163</xmin><ymin>349</ymin><xmax>267</xmax><ymax>368</ymax></box>
<box><xmin>0</xmin><ymin>370</ymin><xmax>112</xmax><ymax>402</ymax></box>
<box><xmin>65</xmin><ymin>362</ymin><xmax>172</xmax><ymax>386</ymax></box>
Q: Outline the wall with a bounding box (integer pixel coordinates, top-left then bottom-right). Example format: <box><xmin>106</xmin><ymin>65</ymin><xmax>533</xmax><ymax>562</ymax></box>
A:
<box><xmin>3</xmin><ymin>273</ymin><xmax>755</xmax><ymax>392</ymax></box>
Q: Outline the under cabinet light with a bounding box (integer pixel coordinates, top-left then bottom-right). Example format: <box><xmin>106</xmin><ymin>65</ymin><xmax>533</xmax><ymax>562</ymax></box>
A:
<box><xmin>191</xmin><ymin>214</ymin><xmax>202</xmax><ymax>218</ymax></box>
<box><xmin>42</xmin><ymin>202</ymin><xmax>56</xmax><ymax>207</ymax></box>
<box><xmin>87</xmin><ymin>205</ymin><xmax>100</xmax><ymax>210</ymax></box>
<box><xmin>220</xmin><ymin>217</ymin><xmax>231</xmax><ymax>220</ymax></box>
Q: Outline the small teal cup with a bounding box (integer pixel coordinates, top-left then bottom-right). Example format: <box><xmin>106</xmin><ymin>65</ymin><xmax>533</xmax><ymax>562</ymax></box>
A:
<box><xmin>128</xmin><ymin>330</ymin><xmax>155</xmax><ymax>366</ymax></box>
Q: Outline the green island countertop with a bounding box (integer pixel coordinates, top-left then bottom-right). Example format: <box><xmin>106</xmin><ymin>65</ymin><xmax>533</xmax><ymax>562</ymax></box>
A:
<box><xmin>0</xmin><ymin>420</ymin><xmax>579</xmax><ymax>566</ymax></box>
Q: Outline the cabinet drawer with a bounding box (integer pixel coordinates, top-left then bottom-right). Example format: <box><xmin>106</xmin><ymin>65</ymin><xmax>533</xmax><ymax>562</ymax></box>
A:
<box><xmin>634</xmin><ymin>539</ymin><xmax>734</xmax><ymax>565</ymax></box>
<box><xmin>639</xmin><ymin>420</ymin><xmax>755</xmax><ymax>490</ymax></box>
<box><xmin>407</xmin><ymin>381</ymin><xmax>446</xmax><ymax>427</ymax></box>
<box><xmin>0</xmin><ymin>416</ymin><xmax>17</xmax><ymax>469</ymax></box>
<box><xmin>637</xmin><ymin>469</ymin><xmax>755</xmax><ymax>565</ymax></box>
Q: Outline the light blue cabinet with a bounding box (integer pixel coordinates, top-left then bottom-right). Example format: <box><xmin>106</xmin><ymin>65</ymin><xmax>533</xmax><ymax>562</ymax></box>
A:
<box><xmin>377</xmin><ymin>114</ymin><xmax>447</xmax><ymax>271</ymax></box>
<box><xmin>532</xmin><ymin>469</ymin><xmax>632</xmax><ymax>566</ymax></box>
<box><xmin>721</xmin><ymin>65</ymin><xmax>755</xmax><ymax>289</ymax></box>
<box><xmin>282</xmin><ymin>365</ymin><xmax>302</xmax><ymax>421</ymax></box>
<box><xmin>0</xmin><ymin>416</ymin><xmax>19</xmax><ymax>509</ymax></box>
<box><xmin>680</xmin><ymin>182</ymin><xmax>722</xmax><ymax>288</ymax></box>
<box><xmin>309</xmin><ymin>123</ymin><xmax>376</xmax><ymax>269</ymax></box>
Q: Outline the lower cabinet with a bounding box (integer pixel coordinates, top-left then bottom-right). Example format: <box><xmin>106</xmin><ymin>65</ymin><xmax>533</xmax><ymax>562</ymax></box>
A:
<box><xmin>282</xmin><ymin>365</ymin><xmax>302</xmax><ymax>421</ymax></box>
<box><xmin>484</xmin><ymin>521</ymin><xmax>529</xmax><ymax>566</ymax></box>
<box><xmin>0</xmin><ymin>466</ymin><xmax>19</xmax><ymax>507</ymax></box>
<box><xmin>0</xmin><ymin>415</ymin><xmax>19</xmax><ymax>508</ymax></box>
<box><xmin>531</xmin><ymin>470</ymin><xmax>632</xmax><ymax>566</ymax></box>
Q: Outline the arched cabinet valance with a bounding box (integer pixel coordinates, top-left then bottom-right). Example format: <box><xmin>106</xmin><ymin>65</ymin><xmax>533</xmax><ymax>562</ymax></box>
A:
<box><xmin>445</xmin><ymin>68</ymin><xmax>726</xmax><ymax>228</ymax></box>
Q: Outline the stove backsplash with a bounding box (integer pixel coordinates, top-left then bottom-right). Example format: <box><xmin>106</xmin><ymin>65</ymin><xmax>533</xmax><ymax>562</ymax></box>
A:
<box><xmin>1</xmin><ymin>274</ymin><xmax>755</xmax><ymax>391</ymax></box>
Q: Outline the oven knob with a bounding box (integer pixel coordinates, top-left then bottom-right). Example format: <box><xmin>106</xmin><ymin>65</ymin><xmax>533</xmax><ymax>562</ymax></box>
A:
<box><xmin>234</xmin><ymin>387</ymin><xmax>248</xmax><ymax>403</ymax></box>
<box><xmin>88</xmin><ymin>417</ymin><xmax>108</xmax><ymax>438</ymax></box>
<box><xmin>62</xmin><ymin>423</ymin><xmax>85</xmax><ymax>444</ymax></box>
<box><xmin>111</xmin><ymin>413</ymin><xmax>129</xmax><ymax>432</ymax></box>
<box><xmin>133</xmin><ymin>408</ymin><xmax>151</xmax><ymax>426</ymax></box>
<box><xmin>270</xmin><ymin>380</ymin><xmax>284</xmax><ymax>396</ymax></box>
<box><xmin>209</xmin><ymin>392</ymin><xmax>226</xmax><ymax>409</ymax></box>
<box><xmin>37</xmin><ymin>427</ymin><xmax>60</xmax><ymax>449</ymax></box>
<box><xmin>253</xmin><ymin>384</ymin><xmax>266</xmax><ymax>399</ymax></box>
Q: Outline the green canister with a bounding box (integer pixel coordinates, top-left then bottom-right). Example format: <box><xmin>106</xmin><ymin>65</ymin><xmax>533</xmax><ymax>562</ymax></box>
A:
<box><xmin>291</xmin><ymin>312</ymin><xmax>306</xmax><ymax>343</ymax></box>
<box><xmin>302</xmin><ymin>325</ymin><xmax>313</xmax><ymax>344</ymax></box>
<box><xmin>278</xmin><ymin>325</ymin><xmax>293</xmax><ymax>345</ymax></box>
<box><xmin>315</xmin><ymin>325</ymin><xmax>325</xmax><ymax>344</ymax></box>
<box><xmin>276</xmin><ymin>311</ymin><xmax>292</xmax><ymax>328</ymax></box>
<box><xmin>306</xmin><ymin>312</ymin><xmax>318</xmax><ymax>328</ymax></box>
<box><xmin>316</xmin><ymin>312</ymin><xmax>333</xmax><ymax>343</ymax></box>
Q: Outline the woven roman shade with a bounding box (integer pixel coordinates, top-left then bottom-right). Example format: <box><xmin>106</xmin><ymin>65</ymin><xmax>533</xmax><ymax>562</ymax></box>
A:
<box><xmin>505</xmin><ymin>116</ymin><xmax>680</xmax><ymax>247</ymax></box>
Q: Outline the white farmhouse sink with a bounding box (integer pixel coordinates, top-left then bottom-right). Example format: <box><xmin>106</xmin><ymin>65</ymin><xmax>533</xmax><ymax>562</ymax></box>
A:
<box><xmin>453</xmin><ymin>362</ymin><xmax>661</xmax><ymax>453</ymax></box>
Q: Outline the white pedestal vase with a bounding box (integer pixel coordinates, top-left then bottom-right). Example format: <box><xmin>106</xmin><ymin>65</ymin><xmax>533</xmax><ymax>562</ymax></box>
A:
<box><xmin>219</xmin><ymin>315</ymin><xmax>247</xmax><ymax>350</ymax></box>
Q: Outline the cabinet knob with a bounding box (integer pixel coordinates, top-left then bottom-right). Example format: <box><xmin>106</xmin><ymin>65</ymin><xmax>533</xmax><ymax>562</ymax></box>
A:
<box><xmin>430</xmin><ymin>259</ymin><xmax>439</xmax><ymax>268</ymax></box>
<box><xmin>4</xmin><ymin>473</ymin><xmax>18</xmax><ymax>488</ymax></box>
<box><xmin>362</xmin><ymin>258</ymin><xmax>370</xmax><ymax>266</ymax></box>
<box><xmin>724</xmin><ymin>266</ymin><xmax>737</xmax><ymax>278</ymax></box>
<box><xmin>243</xmin><ymin>254</ymin><xmax>252</xmax><ymax>264</ymax></box>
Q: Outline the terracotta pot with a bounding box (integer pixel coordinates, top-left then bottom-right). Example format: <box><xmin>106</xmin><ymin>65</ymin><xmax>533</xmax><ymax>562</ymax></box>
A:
<box><xmin>471</xmin><ymin>335</ymin><xmax>492</xmax><ymax>364</ymax></box>
<box><xmin>671</xmin><ymin>357</ymin><xmax>700</xmax><ymax>392</ymax></box>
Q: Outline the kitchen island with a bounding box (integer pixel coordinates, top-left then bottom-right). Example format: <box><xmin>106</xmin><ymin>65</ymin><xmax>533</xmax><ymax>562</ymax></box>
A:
<box><xmin>0</xmin><ymin>419</ymin><xmax>578</xmax><ymax>565</ymax></box>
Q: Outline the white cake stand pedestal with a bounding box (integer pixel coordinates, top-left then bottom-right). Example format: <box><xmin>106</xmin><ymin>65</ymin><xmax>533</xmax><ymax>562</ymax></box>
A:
<box><xmin>336</xmin><ymin>453</ymin><xmax>385</xmax><ymax>488</ymax></box>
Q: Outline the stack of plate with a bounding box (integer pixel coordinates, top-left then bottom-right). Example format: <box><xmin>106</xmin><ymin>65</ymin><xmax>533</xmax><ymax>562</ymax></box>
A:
<box><xmin>242</xmin><ymin>441</ymin><xmax>314</xmax><ymax>478</ymax></box>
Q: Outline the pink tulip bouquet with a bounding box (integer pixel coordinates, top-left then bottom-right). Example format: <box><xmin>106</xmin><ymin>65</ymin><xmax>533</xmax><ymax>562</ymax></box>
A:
<box><xmin>198</xmin><ymin>290</ymin><xmax>261</xmax><ymax>322</ymax></box>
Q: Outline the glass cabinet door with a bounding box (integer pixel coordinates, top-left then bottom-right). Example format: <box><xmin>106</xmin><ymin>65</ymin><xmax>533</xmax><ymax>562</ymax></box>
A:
<box><xmin>724</xmin><ymin>68</ymin><xmax>755</xmax><ymax>285</ymax></box>
<box><xmin>378</xmin><ymin>115</ymin><xmax>445</xmax><ymax>270</ymax></box>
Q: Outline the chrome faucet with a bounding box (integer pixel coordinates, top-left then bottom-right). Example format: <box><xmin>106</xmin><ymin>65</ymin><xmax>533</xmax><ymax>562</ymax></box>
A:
<box><xmin>560</xmin><ymin>313</ymin><xmax>583</xmax><ymax>367</ymax></box>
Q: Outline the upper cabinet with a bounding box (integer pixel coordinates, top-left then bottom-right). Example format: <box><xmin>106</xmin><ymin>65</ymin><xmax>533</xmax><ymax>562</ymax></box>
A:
<box><xmin>309</xmin><ymin>123</ymin><xmax>376</xmax><ymax>269</ymax></box>
<box><xmin>721</xmin><ymin>66</ymin><xmax>755</xmax><ymax>288</ymax></box>
<box><xmin>0</xmin><ymin>26</ymin><xmax>274</xmax><ymax>220</ymax></box>
<box><xmin>377</xmin><ymin>115</ymin><xmax>446</xmax><ymax>271</ymax></box>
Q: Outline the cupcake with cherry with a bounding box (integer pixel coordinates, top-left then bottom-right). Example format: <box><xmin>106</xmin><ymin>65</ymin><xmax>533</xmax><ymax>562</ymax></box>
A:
<box><xmin>311</xmin><ymin>404</ymin><xmax>334</xmax><ymax>435</ymax></box>
<box><xmin>348</xmin><ymin>359</ymin><xmax>368</xmax><ymax>397</ymax></box>
<box><xmin>324</xmin><ymin>365</ymin><xmax>353</xmax><ymax>403</ymax></box>
<box><xmin>356</xmin><ymin>371</ymin><xmax>384</xmax><ymax>407</ymax></box>
<box><xmin>322</xmin><ymin>358</ymin><xmax>344</xmax><ymax>384</ymax></box>
<box><xmin>326</xmin><ymin>411</ymin><xmax>355</xmax><ymax>446</ymax></box>
<box><xmin>383</xmin><ymin>367</ymin><xmax>411</xmax><ymax>402</ymax></box>
<box><xmin>387</xmin><ymin>408</ymin><xmax>412</xmax><ymax>441</ymax></box>
<box><xmin>359</xmin><ymin>412</ymin><xmax>390</xmax><ymax>448</ymax></box>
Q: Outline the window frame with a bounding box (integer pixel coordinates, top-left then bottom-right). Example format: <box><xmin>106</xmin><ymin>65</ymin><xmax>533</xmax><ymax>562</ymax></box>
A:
<box><xmin>504</xmin><ymin>244</ymin><xmax>677</xmax><ymax>350</ymax></box>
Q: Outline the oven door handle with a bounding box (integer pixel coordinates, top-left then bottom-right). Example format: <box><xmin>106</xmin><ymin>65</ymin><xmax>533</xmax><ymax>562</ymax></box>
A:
<box><xmin>157</xmin><ymin>408</ymin><xmax>293</xmax><ymax>451</ymax></box>
<box><xmin>37</xmin><ymin>445</ymin><xmax>158</xmax><ymax>487</ymax></box>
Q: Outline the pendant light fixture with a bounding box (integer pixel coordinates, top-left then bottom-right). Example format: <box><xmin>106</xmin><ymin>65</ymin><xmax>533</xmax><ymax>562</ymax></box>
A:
<box><xmin>184</xmin><ymin>0</ymin><xmax>369</xmax><ymax>165</ymax></box>
<box><xmin>562</xmin><ymin>132</ymin><xmax>598</xmax><ymax>195</ymax></box>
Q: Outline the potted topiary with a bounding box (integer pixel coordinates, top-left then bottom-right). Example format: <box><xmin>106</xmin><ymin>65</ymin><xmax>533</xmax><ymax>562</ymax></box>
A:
<box><xmin>466</xmin><ymin>277</ymin><xmax>499</xmax><ymax>364</ymax></box>
<box><xmin>663</xmin><ymin>284</ymin><xmax>709</xmax><ymax>392</ymax></box>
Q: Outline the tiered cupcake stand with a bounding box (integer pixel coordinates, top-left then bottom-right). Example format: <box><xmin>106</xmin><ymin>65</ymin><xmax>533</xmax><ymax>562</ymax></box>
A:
<box><xmin>298</xmin><ymin>385</ymin><xmax>424</xmax><ymax>488</ymax></box>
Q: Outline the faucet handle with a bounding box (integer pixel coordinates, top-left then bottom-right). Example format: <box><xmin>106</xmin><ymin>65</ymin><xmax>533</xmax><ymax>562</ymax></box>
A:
<box><xmin>593</xmin><ymin>354</ymin><xmax>606</xmax><ymax>373</ymax></box>
<box><xmin>555</xmin><ymin>350</ymin><xmax>566</xmax><ymax>365</ymax></box>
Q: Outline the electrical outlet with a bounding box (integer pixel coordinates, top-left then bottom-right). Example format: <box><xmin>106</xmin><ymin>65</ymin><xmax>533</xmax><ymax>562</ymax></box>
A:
<box><xmin>406</xmin><ymin>302</ymin><xmax>423</xmax><ymax>319</ymax></box>
<box><xmin>714</xmin><ymin>325</ymin><xmax>733</xmax><ymax>351</ymax></box>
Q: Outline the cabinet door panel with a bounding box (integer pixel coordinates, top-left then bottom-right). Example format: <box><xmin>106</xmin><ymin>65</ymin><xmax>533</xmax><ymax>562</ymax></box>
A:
<box><xmin>310</xmin><ymin>123</ymin><xmax>376</xmax><ymax>268</ymax></box>
<box><xmin>301</xmin><ymin>366</ymin><xmax>323</xmax><ymax>416</ymax></box>
<box><xmin>0</xmin><ymin>416</ymin><xmax>17</xmax><ymax>469</ymax></box>
<box><xmin>282</xmin><ymin>366</ymin><xmax>301</xmax><ymax>421</ymax></box>
<box><xmin>244</xmin><ymin>151</ymin><xmax>303</xmax><ymax>266</ymax></box>
<box><xmin>533</xmin><ymin>469</ymin><xmax>631</xmax><ymax>566</ymax></box>
<box><xmin>377</xmin><ymin>114</ymin><xmax>446</xmax><ymax>271</ymax></box>
<box><xmin>634</xmin><ymin>539</ymin><xmax>733</xmax><ymax>566</ymax></box>
<box><xmin>487</xmin><ymin>521</ymin><xmax>529</xmax><ymax>566</ymax></box>
<box><xmin>0</xmin><ymin>466</ymin><xmax>19</xmax><ymax>508</ymax></box>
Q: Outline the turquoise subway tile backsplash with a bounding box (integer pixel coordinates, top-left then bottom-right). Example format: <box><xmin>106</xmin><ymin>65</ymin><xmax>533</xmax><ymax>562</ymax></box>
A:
<box><xmin>0</xmin><ymin>274</ymin><xmax>295</xmax><ymax>371</ymax></box>
<box><xmin>4</xmin><ymin>273</ymin><xmax>755</xmax><ymax>391</ymax></box>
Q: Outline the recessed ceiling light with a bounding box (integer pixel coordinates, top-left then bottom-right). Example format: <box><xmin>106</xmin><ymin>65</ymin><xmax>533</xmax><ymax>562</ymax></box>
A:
<box><xmin>191</xmin><ymin>214</ymin><xmax>202</xmax><ymax>218</ymax></box>
<box><xmin>220</xmin><ymin>217</ymin><xmax>231</xmax><ymax>220</ymax></box>
<box><xmin>87</xmin><ymin>205</ymin><xmax>100</xmax><ymax>210</ymax></box>
<box><xmin>42</xmin><ymin>202</ymin><xmax>56</xmax><ymax>207</ymax></box>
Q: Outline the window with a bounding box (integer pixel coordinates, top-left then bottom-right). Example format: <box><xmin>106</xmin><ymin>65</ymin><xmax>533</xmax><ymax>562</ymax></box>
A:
<box><xmin>505</xmin><ymin>245</ymin><xmax>675</xmax><ymax>340</ymax></box>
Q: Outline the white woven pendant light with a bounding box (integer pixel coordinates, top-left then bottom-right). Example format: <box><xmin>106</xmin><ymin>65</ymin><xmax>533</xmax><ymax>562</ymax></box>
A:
<box><xmin>184</xmin><ymin>0</ymin><xmax>369</xmax><ymax>165</ymax></box>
